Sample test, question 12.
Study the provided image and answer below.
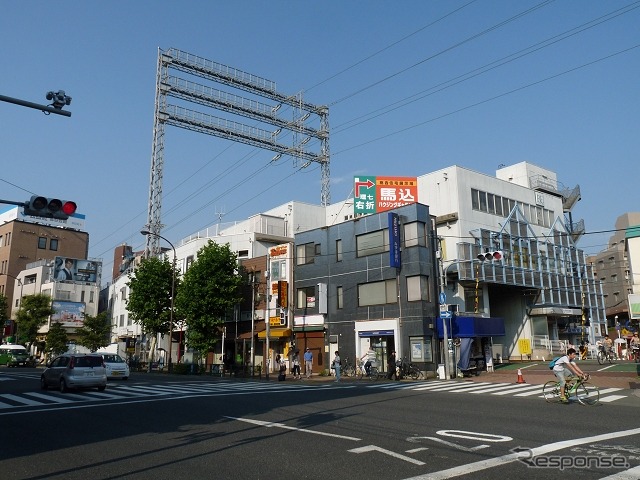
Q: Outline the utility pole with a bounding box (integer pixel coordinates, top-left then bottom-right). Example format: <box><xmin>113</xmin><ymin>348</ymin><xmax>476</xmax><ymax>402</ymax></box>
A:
<box><xmin>265</xmin><ymin>251</ymin><xmax>271</xmax><ymax>381</ymax></box>
<box><xmin>437</xmin><ymin>237</ymin><xmax>452</xmax><ymax>379</ymax></box>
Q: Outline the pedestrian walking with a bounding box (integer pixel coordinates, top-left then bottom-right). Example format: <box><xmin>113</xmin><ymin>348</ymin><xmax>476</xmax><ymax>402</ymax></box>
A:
<box><xmin>332</xmin><ymin>351</ymin><xmax>341</xmax><ymax>382</ymax></box>
<box><xmin>304</xmin><ymin>347</ymin><xmax>313</xmax><ymax>378</ymax></box>
<box><xmin>387</xmin><ymin>351</ymin><xmax>398</xmax><ymax>380</ymax></box>
<box><xmin>292</xmin><ymin>350</ymin><xmax>301</xmax><ymax>379</ymax></box>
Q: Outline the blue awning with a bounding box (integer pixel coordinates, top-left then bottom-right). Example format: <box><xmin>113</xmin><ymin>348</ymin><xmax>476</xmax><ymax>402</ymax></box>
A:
<box><xmin>436</xmin><ymin>316</ymin><xmax>505</xmax><ymax>339</ymax></box>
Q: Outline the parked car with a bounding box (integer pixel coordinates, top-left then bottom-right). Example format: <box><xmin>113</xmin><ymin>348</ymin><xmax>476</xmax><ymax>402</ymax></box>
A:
<box><xmin>0</xmin><ymin>345</ymin><xmax>37</xmax><ymax>367</ymax></box>
<box><xmin>101</xmin><ymin>353</ymin><xmax>130</xmax><ymax>380</ymax></box>
<box><xmin>40</xmin><ymin>353</ymin><xmax>107</xmax><ymax>392</ymax></box>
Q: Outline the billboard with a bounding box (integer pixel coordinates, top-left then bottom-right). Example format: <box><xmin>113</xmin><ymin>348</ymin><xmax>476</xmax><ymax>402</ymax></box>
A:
<box><xmin>51</xmin><ymin>301</ymin><xmax>85</xmax><ymax>328</ymax></box>
<box><xmin>354</xmin><ymin>176</ymin><xmax>418</xmax><ymax>216</ymax></box>
<box><xmin>0</xmin><ymin>204</ymin><xmax>86</xmax><ymax>230</ymax></box>
<box><xmin>630</xmin><ymin>294</ymin><xmax>640</xmax><ymax>320</ymax></box>
<box><xmin>53</xmin><ymin>257</ymin><xmax>100</xmax><ymax>284</ymax></box>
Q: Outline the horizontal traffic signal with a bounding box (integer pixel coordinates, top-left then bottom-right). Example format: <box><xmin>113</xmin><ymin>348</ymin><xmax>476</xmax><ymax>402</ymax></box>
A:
<box><xmin>23</xmin><ymin>195</ymin><xmax>77</xmax><ymax>220</ymax></box>
<box><xmin>477</xmin><ymin>250</ymin><xmax>504</xmax><ymax>261</ymax></box>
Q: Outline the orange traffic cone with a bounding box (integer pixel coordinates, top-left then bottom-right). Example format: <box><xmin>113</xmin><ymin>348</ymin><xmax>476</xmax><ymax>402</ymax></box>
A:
<box><xmin>516</xmin><ymin>369</ymin><xmax>526</xmax><ymax>384</ymax></box>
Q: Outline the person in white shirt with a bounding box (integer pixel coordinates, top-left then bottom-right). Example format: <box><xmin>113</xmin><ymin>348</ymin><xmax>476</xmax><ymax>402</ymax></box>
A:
<box><xmin>360</xmin><ymin>348</ymin><xmax>376</xmax><ymax>376</ymax></box>
<box><xmin>553</xmin><ymin>348</ymin><xmax>586</xmax><ymax>403</ymax></box>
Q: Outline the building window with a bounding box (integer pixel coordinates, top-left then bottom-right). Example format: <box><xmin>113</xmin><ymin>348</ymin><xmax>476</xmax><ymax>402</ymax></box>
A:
<box><xmin>297</xmin><ymin>285</ymin><xmax>316</xmax><ymax>308</ymax></box>
<box><xmin>296</xmin><ymin>243</ymin><xmax>316</xmax><ymax>265</ymax></box>
<box><xmin>238</xmin><ymin>250</ymin><xmax>249</xmax><ymax>258</ymax></box>
<box><xmin>358</xmin><ymin>279</ymin><xmax>397</xmax><ymax>306</ymax></box>
<box><xmin>404</xmin><ymin>222</ymin><xmax>426</xmax><ymax>248</ymax></box>
<box><xmin>337</xmin><ymin>286</ymin><xmax>343</xmax><ymax>309</ymax></box>
<box><xmin>38</xmin><ymin>237</ymin><xmax>47</xmax><ymax>249</ymax></box>
<box><xmin>186</xmin><ymin>256</ymin><xmax>194</xmax><ymax>270</ymax></box>
<box><xmin>81</xmin><ymin>291</ymin><xmax>85</xmax><ymax>303</ymax></box>
<box><xmin>356</xmin><ymin>230</ymin><xmax>389</xmax><ymax>257</ymax></box>
<box><xmin>336</xmin><ymin>239</ymin><xmax>343</xmax><ymax>262</ymax></box>
<box><xmin>464</xmin><ymin>287</ymin><xmax>484</xmax><ymax>312</ymax></box>
<box><xmin>119</xmin><ymin>314</ymin><xmax>125</xmax><ymax>327</ymax></box>
<box><xmin>89</xmin><ymin>291</ymin><xmax>95</xmax><ymax>303</ymax></box>
<box><xmin>49</xmin><ymin>238</ymin><xmax>59</xmax><ymax>251</ymax></box>
<box><xmin>406</xmin><ymin>275</ymin><xmax>430</xmax><ymax>302</ymax></box>
<box><xmin>127</xmin><ymin>316</ymin><xmax>132</xmax><ymax>326</ymax></box>
<box><xmin>410</xmin><ymin>336</ymin><xmax>433</xmax><ymax>362</ymax></box>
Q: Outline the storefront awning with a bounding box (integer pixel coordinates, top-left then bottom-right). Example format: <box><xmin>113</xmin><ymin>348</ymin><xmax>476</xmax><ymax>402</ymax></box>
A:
<box><xmin>437</xmin><ymin>316</ymin><xmax>505</xmax><ymax>339</ymax></box>
<box><xmin>258</xmin><ymin>328</ymin><xmax>292</xmax><ymax>339</ymax></box>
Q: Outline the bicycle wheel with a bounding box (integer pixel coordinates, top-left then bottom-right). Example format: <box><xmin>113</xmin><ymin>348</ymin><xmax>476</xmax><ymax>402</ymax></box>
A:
<box><xmin>409</xmin><ymin>366</ymin><xmax>420</xmax><ymax>380</ymax></box>
<box><xmin>576</xmin><ymin>382</ymin><xmax>600</xmax><ymax>406</ymax></box>
<box><xmin>597</xmin><ymin>351</ymin><xmax>605</xmax><ymax>365</ymax></box>
<box><xmin>343</xmin><ymin>366</ymin><xmax>355</xmax><ymax>377</ymax></box>
<box><xmin>369</xmin><ymin>366</ymin><xmax>380</xmax><ymax>381</ymax></box>
<box><xmin>542</xmin><ymin>381</ymin><xmax>561</xmax><ymax>403</ymax></box>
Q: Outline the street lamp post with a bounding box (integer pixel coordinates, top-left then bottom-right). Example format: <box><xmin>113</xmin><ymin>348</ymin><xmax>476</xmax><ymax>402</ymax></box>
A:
<box><xmin>1</xmin><ymin>273</ymin><xmax>24</xmax><ymax>343</ymax></box>
<box><xmin>140</xmin><ymin>230</ymin><xmax>176</xmax><ymax>373</ymax></box>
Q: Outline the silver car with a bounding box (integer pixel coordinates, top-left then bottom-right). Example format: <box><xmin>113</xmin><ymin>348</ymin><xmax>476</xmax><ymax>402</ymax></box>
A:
<box><xmin>41</xmin><ymin>354</ymin><xmax>107</xmax><ymax>392</ymax></box>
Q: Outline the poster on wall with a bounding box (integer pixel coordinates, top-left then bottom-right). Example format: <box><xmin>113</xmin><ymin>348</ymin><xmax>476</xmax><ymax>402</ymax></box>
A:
<box><xmin>53</xmin><ymin>257</ymin><xmax>100</xmax><ymax>284</ymax></box>
<box><xmin>51</xmin><ymin>301</ymin><xmax>86</xmax><ymax>328</ymax></box>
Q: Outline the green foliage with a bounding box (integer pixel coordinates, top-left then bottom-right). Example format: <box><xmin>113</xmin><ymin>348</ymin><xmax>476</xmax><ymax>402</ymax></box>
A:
<box><xmin>15</xmin><ymin>294</ymin><xmax>55</xmax><ymax>345</ymax></box>
<box><xmin>175</xmin><ymin>240</ymin><xmax>245</xmax><ymax>354</ymax></box>
<box><xmin>127</xmin><ymin>256</ymin><xmax>179</xmax><ymax>336</ymax></box>
<box><xmin>46</xmin><ymin>321</ymin><xmax>69</xmax><ymax>356</ymax></box>
<box><xmin>0</xmin><ymin>293</ymin><xmax>9</xmax><ymax>321</ymax></box>
<box><xmin>75</xmin><ymin>312</ymin><xmax>111</xmax><ymax>352</ymax></box>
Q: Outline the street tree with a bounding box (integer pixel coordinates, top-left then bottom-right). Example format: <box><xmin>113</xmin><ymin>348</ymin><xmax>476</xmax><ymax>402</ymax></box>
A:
<box><xmin>75</xmin><ymin>312</ymin><xmax>111</xmax><ymax>352</ymax></box>
<box><xmin>15</xmin><ymin>294</ymin><xmax>55</xmax><ymax>346</ymax></box>
<box><xmin>45</xmin><ymin>321</ymin><xmax>69</xmax><ymax>356</ymax></box>
<box><xmin>175</xmin><ymin>240</ymin><xmax>245</xmax><ymax>355</ymax></box>
<box><xmin>127</xmin><ymin>256</ymin><xmax>179</xmax><ymax>338</ymax></box>
<box><xmin>0</xmin><ymin>293</ymin><xmax>8</xmax><ymax>321</ymax></box>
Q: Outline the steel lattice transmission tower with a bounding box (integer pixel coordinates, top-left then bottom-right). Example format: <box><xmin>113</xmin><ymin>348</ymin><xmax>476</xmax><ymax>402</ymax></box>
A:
<box><xmin>144</xmin><ymin>48</ymin><xmax>330</xmax><ymax>256</ymax></box>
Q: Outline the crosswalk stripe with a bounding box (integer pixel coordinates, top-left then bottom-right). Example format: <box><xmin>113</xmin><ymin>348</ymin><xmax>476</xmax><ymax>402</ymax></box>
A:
<box><xmin>426</xmin><ymin>382</ymin><xmax>494</xmax><ymax>392</ymax></box>
<box><xmin>0</xmin><ymin>393</ymin><xmax>45</xmax><ymax>406</ymax></box>
<box><xmin>491</xmin><ymin>384</ymin><xmax>544</xmax><ymax>396</ymax></box>
<box><xmin>0</xmin><ymin>401</ymin><xmax>15</xmax><ymax>409</ymax></box>
<box><xmin>23</xmin><ymin>392</ymin><xmax>76</xmax><ymax>403</ymax></box>
<box><xmin>599</xmin><ymin>395</ymin><xmax>627</xmax><ymax>403</ymax></box>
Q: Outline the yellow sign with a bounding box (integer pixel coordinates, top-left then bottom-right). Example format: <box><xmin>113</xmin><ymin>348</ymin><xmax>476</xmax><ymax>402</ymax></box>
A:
<box><xmin>518</xmin><ymin>339</ymin><xmax>532</xmax><ymax>355</ymax></box>
<box><xmin>270</xmin><ymin>316</ymin><xmax>282</xmax><ymax>327</ymax></box>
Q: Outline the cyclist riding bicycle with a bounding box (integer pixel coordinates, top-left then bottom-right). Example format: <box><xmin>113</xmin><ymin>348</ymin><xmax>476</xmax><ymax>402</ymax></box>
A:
<box><xmin>602</xmin><ymin>335</ymin><xmax>614</xmax><ymax>356</ymax></box>
<box><xmin>552</xmin><ymin>347</ymin><xmax>587</xmax><ymax>404</ymax></box>
<box><xmin>360</xmin><ymin>348</ymin><xmax>376</xmax><ymax>376</ymax></box>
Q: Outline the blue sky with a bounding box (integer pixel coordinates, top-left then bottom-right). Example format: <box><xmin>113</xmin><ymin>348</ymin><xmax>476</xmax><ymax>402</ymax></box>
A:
<box><xmin>2</xmin><ymin>1</ymin><xmax>638</xmax><ymax>279</ymax></box>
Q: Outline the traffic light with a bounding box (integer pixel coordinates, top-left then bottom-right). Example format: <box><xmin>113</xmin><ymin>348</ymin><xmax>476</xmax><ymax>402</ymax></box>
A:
<box><xmin>23</xmin><ymin>195</ymin><xmax>77</xmax><ymax>220</ymax></box>
<box><xmin>477</xmin><ymin>250</ymin><xmax>504</xmax><ymax>261</ymax></box>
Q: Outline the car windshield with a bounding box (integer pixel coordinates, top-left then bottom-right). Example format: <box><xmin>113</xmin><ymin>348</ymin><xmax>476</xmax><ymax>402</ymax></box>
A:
<box><xmin>10</xmin><ymin>349</ymin><xmax>28</xmax><ymax>355</ymax></box>
<box><xmin>75</xmin><ymin>356</ymin><xmax>103</xmax><ymax>367</ymax></box>
<box><xmin>103</xmin><ymin>355</ymin><xmax>124</xmax><ymax>363</ymax></box>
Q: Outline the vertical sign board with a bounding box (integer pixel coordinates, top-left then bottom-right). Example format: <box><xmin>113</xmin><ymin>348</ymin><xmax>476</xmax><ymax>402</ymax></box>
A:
<box><xmin>389</xmin><ymin>212</ymin><xmax>401</xmax><ymax>269</ymax></box>
<box><xmin>354</xmin><ymin>176</ymin><xmax>418</xmax><ymax>216</ymax></box>
<box><xmin>629</xmin><ymin>294</ymin><xmax>640</xmax><ymax>320</ymax></box>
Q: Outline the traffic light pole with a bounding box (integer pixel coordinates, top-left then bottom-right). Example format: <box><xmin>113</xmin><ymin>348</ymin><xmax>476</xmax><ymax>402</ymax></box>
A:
<box><xmin>0</xmin><ymin>94</ymin><xmax>72</xmax><ymax>117</ymax></box>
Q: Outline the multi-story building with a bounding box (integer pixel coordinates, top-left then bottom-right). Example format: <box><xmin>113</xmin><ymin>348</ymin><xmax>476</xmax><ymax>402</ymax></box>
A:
<box><xmin>293</xmin><ymin>202</ymin><xmax>439</xmax><ymax>375</ymax></box>
<box><xmin>592</xmin><ymin>212</ymin><xmax>640</xmax><ymax>334</ymax></box>
<box><xmin>418</xmin><ymin>162</ymin><xmax>605</xmax><ymax>360</ymax></box>
<box><xmin>0</xmin><ymin>206</ymin><xmax>89</xmax><ymax>342</ymax></box>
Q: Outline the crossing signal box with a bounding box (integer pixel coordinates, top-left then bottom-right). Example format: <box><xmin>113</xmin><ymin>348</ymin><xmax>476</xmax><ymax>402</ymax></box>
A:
<box><xmin>23</xmin><ymin>195</ymin><xmax>77</xmax><ymax>220</ymax></box>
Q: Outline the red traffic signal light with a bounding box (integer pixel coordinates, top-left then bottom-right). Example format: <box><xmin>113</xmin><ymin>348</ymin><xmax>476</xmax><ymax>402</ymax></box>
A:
<box><xmin>23</xmin><ymin>195</ymin><xmax>77</xmax><ymax>220</ymax></box>
<box><xmin>477</xmin><ymin>250</ymin><xmax>504</xmax><ymax>261</ymax></box>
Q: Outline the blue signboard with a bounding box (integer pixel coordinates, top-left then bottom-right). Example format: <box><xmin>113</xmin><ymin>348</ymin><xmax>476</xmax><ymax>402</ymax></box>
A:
<box><xmin>439</xmin><ymin>292</ymin><xmax>446</xmax><ymax>304</ymax></box>
<box><xmin>389</xmin><ymin>212</ymin><xmax>401</xmax><ymax>268</ymax></box>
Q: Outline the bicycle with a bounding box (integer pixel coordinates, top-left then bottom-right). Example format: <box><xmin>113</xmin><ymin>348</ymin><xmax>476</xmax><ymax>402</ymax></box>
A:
<box><xmin>355</xmin><ymin>361</ymin><xmax>380</xmax><ymax>381</ymax></box>
<box><xmin>342</xmin><ymin>357</ymin><xmax>356</xmax><ymax>377</ymax></box>
<box><xmin>542</xmin><ymin>373</ymin><xmax>600</xmax><ymax>406</ymax></box>
<box><xmin>397</xmin><ymin>357</ymin><xmax>425</xmax><ymax>380</ymax></box>
<box><xmin>596</xmin><ymin>346</ymin><xmax>616</xmax><ymax>365</ymax></box>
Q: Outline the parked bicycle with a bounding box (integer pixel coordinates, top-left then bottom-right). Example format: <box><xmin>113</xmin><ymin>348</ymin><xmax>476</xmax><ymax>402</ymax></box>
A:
<box><xmin>396</xmin><ymin>357</ymin><xmax>425</xmax><ymax>380</ymax></box>
<box><xmin>542</xmin><ymin>373</ymin><xmax>600</xmax><ymax>406</ymax></box>
<box><xmin>597</xmin><ymin>346</ymin><xmax>617</xmax><ymax>365</ymax></box>
<box><xmin>342</xmin><ymin>357</ymin><xmax>356</xmax><ymax>377</ymax></box>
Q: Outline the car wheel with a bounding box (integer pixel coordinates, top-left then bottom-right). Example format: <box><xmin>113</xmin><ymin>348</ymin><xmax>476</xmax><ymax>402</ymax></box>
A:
<box><xmin>123</xmin><ymin>377</ymin><xmax>128</xmax><ymax>381</ymax></box>
<box><xmin>40</xmin><ymin>376</ymin><xmax>48</xmax><ymax>390</ymax></box>
<box><xmin>98</xmin><ymin>385</ymin><xmax>106</xmax><ymax>392</ymax></box>
<box><xmin>59</xmin><ymin>378</ymin><xmax>68</xmax><ymax>393</ymax></box>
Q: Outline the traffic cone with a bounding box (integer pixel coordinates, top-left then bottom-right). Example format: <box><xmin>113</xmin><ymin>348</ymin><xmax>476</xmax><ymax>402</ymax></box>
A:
<box><xmin>516</xmin><ymin>369</ymin><xmax>526</xmax><ymax>384</ymax></box>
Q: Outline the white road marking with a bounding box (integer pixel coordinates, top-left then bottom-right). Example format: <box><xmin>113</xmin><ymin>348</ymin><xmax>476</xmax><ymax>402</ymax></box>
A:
<box><xmin>408</xmin><ymin>436</ymin><xmax>489</xmax><ymax>452</ymax></box>
<box><xmin>225</xmin><ymin>416</ymin><xmax>362</xmax><ymax>441</ymax></box>
<box><xmin>23</xmin><ymin>392</ymin><xmax>75</xmax><ymax>403</ymax></box>
<box><xmin>599</xmin><ymin>464</ymin><xmax>640</xmax><ymax>479</ymax></box>
<box><xmin>349</xmin><ymin>445</ymin><xmax>425</xmax><ymax>465</ymax></box>
<box><xmin>491</xmin><ymin>384</ymin><xmax>544</xmax><ymax>395</ymax></box>
<box><xmin>599</xmin><ymin>395</ymin><xmax>628</xmax><ymax>403</ymax></box>
<box><xmin>0</xmin><ymin>393</ymin><xmax>45</xmax><ymax>406</ymax></box>
<box><xmin>403</xmin><ymin>427</ymin><xmax>640</xmax><ymax>480</ymax></box>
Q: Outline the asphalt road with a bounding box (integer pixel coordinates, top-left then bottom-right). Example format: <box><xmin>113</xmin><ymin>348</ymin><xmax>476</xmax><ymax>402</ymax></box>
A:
<box><xmin>1</xmin><ymin>368</ymin><xmax>639</xmax><ymax>480</ymax></box>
